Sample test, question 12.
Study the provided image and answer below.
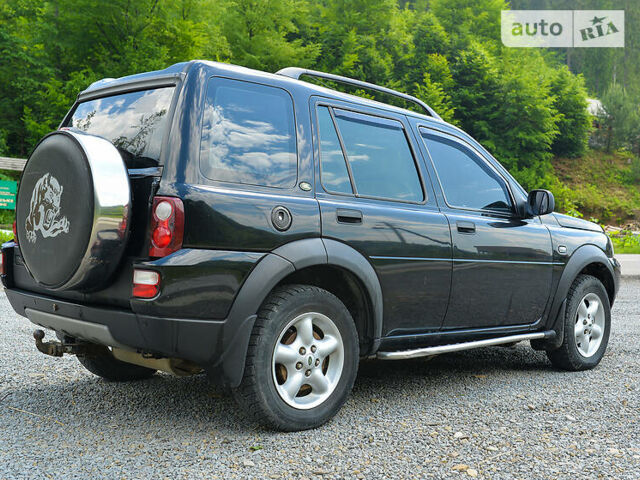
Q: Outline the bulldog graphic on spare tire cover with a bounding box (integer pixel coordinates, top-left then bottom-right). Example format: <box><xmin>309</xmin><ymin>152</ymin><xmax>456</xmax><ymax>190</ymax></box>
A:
<box><xmin>24</xmin><ymin>173</ymin><xmax>69</xmax><ymax>244</ymax></box>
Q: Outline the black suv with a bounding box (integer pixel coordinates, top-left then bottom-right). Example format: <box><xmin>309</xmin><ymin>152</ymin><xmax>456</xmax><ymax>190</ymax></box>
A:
<box><xmin>4</xmin><ymin>61</ymin><xmax>621</xmax><ymax>431</ymax></box>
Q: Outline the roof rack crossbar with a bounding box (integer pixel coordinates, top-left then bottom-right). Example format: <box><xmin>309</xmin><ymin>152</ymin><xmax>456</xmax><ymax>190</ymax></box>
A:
<box><xmin>276</xmin><ymin>67</ymin><xmax>442</xmax><ymax>120</ymax></box>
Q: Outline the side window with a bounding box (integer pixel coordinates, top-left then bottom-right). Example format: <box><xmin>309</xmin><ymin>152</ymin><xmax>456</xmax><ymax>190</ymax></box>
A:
<box><xmin>420</xmin><ymin>130</ymin><xmax>512</xmax><ymax>213</ymax></box>
<box><xmin>332</xmin><ymin>109</ymin><xmax>423</xmax><ymax>202</ymax></box>
<box><xmin>317</xmin><ymin>107</ymin><xmax>353</xmax><ymax>194</ymax></box>
<box><xmin>200</xmin><ymin>78</ymin><xmax>297</xmax><ymax>188</ymax></box>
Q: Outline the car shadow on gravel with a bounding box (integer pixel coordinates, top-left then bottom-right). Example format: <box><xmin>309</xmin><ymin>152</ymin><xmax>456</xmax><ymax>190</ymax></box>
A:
<box><xmin>2</xmin><ymin>343</ymin><xmax>554</xmax><ymax>432</ymax></box>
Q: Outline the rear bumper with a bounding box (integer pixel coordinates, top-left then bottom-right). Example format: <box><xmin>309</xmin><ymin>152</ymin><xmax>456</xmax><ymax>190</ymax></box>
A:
<box><xmin>5</xmin><ymin>287</ymin><xmax>254</xmax><ymax>387</ymax></box>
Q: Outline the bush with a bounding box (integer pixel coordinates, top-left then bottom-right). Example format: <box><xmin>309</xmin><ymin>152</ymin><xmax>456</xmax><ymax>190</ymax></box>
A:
<box><xmin>609</xmin><ymin>230</ymin><xmax>640</xmax><ymax>254</ymax></box>
<box><xmin>627</xmin><ymin>156</ymin><xmax>640</xmax><ymax>184</ymax></box>
<box><xmin>0</xmin><ymin>229</ymin><xmax>12</xmax><ymax>243</ymax></box>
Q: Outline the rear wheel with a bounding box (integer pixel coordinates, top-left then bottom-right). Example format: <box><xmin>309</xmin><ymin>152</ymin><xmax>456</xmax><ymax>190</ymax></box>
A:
<box><xmin>233</xmin><ymin>285</ymin><xmax>359</xmax><ymax>431</ymax></box>
<box><xmin>547</xmin><ymin>275</ymin><xmax>611</xmax><ymax>371</ymax></box>
<box><xmin>77</xmin><ymin>348</ymin><xmax>156</xmax><ymax>381</ymax></box>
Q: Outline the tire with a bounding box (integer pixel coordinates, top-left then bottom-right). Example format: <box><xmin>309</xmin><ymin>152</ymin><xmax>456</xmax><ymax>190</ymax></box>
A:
<box><xmin>547</xmin><ymin>274</ymin><xmax>611</xmax><ymax>371</ymax></box>
<box><xmin>232</xmin><ymin>284</ymin><xmax>359</xmax><ymax>431</ymax></box>
<box><xmin>77</xmin><ymin>349</ymin><xmax>156</xmax><ymax>381</ymax></box>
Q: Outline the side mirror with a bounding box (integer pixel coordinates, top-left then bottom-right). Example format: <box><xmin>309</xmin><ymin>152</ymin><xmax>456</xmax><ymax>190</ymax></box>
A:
<box><xmin>527</xmin><ymin>189</ymin><xmax>555</xmax><ymax>217</ymax></box>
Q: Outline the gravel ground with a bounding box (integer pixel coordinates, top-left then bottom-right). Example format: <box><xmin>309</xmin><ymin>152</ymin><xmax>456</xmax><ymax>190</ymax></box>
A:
<box><xmin>1</xmin><ymin>280</ymin><xmax>639</xmax><ymax>480</ymax></box>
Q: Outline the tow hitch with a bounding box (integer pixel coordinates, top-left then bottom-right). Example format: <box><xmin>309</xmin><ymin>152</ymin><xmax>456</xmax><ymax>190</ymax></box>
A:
<box><xmin>33</xmin><ymin>329</ymin><xmax>104</xmax><ymax>357</ymax></box>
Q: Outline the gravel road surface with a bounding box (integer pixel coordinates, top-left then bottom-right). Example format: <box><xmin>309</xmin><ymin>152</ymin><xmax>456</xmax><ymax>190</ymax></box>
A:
<box><xmin>1</xmin><ymin>280</ymin><xmax>639</xmax><ymax>479</ymax></box>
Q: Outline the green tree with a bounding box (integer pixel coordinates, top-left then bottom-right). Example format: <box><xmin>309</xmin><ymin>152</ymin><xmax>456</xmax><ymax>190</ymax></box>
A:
<box><xmin>431</xmin><ymin>0</ymin><xmax>507</xmax><ymax>52</ymax></box>
<box><xmin>412</xmin><ymin>54</ymin><xmax>456</xmax><ymax>122</ymax></box>
<box><xmin>450</xmin><ymin>45</ymin><xmax>560</xmax><ymax>189</ymax></box>
<box><xmin>221</xmin><ymin>0</ymin><xmax>319</xmax><ymax>72</ymax></box>
<box><xmin>312</xmin><ymin>0</ymin><xmax>398</xmax><ymax>84</ymax></box>
<box><xmin>0</xmin><ymin>0</ymin><xmax>55</xmax><ymax>156</ymax></box>
<box><xmin>549</xmin><ymin>66</ymin><xmax>592</xmax><ymax>158</ymax></box>
<box><xmin>414</xmin><ymin>72</ymin><xmax>455</xmax><ymax>122</ymax></box>
<box><xmin>449</xmin><ymin>43</ymin><xmax>502</xmax><ymax>149</ymax></box>
<box><xmin>597</xmin><ymin>83</ymin><xmax>638</xmax><ymax>152</ymax></box>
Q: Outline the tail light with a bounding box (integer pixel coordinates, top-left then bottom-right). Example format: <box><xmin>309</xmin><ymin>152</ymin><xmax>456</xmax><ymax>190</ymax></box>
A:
<box><xmin>132</xmin><ymin>269</ymin><xmax>160</xmax><ymax>298</ymax></box>
<box><xmin>12</xmin><ymin>221</ymin><xmax>17</xmax><ymax>244</ymax></box>
<box><xmin>149</xmin><ymin>196</ymin><xmax>184</xmax><ymax>258</ymax></box>
<box><xmin>0</xmin><ymin>249</ymin><xmax>5</xmax><ymax>276</ymax></box>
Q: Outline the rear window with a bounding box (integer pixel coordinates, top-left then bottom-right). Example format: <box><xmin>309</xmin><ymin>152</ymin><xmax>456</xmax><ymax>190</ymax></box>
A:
<box><xmin>199</xmin><ymin>78</ymin><xmax>297</xmax><ymax>189</ymax></box>
<box><xmin>66</xmin><ymin>87</ymin><xmax>175</xmax><ymax>169</ymax></box>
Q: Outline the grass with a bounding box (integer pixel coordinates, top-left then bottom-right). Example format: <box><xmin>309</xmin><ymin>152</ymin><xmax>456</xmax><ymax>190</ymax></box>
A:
<box><xmin>609</xmin><ymin>231</ymin><xmax>640</xmax><ymax>254</ymax></box>
<box><xmin>553</xmin><ymin>149</ymin><xmax>640</xmax><ymax>225</ymax></box>
<box><xmin>613</xmin><ymin>243</ymin><xmax>640</xmax><ymax>254</ymax></box>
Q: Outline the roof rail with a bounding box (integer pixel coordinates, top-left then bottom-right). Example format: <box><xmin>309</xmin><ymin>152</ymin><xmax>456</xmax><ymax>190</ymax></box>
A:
<box><xmin>276</xmin><ymin>67</ymin><xmax>442</xmax><ymax>120</ymax></box>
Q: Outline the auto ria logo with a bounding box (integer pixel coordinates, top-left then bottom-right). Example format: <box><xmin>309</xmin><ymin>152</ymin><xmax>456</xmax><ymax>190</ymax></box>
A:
<box><xmin>501</xmin><ymin>10</ymin><xmax>624</xmax><ymax>48</ymax></box>
<box><xmin>579</xmin><ymin>15</ymin><xmax>619</xmax><ymax>42</ymax></box>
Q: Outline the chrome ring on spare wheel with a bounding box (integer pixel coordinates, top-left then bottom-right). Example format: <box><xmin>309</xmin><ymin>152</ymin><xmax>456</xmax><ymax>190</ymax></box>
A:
<box><xmin>272</xmin><ymin>312</ymin><xmax>344</xmax><ymax>409</ymax></box>
<box><xmin>574</xmin><ymin>293</ymin><xmax>605</xmax><ymax>358</ymax></box>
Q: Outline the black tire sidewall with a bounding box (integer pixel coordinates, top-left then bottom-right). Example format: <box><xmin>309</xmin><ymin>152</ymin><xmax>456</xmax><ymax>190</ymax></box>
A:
<box><xmin>251</xmin><ymin>287</ymin><xmax>359</xmax><ymax>430</ymax></box>
<box><xmin>563</xmin><ymin>276</ymin><xmax>611</xmax><ymax>369</ymax></box>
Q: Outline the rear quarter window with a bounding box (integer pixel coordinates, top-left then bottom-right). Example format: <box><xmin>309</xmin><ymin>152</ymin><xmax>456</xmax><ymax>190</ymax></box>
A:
<box><xmin>66</xmin><ymin>87</ymin><xmax>174</xmax><ymax>169</ymax></box>
<box><xmin>199</xmin><ymin>78</ymin><xmax>297</xmax><ymax>189</ymax></box>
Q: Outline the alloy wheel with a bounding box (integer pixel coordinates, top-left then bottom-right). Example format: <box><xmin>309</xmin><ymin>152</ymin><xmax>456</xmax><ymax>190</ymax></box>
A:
<box><xmin>271</xmin><ymin>312</ymin><xmax>344</xmax><ymax>409</ymax></box>
<box><xmin>574</xmin><ymin>292</ymin><xmax>605</xmax><ymax>358</ymax></box>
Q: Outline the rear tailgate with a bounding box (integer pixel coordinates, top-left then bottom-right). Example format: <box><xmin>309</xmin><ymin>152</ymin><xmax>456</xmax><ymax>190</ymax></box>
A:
<box><xmin>9</xmin><ymin>85</ymin><xmax>178</xmax><ymax>306</ymax></box>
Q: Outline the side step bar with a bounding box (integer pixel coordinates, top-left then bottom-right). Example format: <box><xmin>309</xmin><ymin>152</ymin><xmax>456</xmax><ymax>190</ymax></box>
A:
<box><xmin>377</xmin><ymin>331</ymin><xmax>555</xmax><ymax>360</ymax></box>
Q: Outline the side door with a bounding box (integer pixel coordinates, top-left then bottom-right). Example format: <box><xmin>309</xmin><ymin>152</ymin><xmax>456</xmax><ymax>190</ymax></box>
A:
<box><xmin>311</xmin><ymin>99</ymin><xmax>452</xmax><ymax>338</ymax></box>
<box><xmin>414</xmin><ymin>126</ymin><xmax>553</xmax><ymax>330</ymax></box>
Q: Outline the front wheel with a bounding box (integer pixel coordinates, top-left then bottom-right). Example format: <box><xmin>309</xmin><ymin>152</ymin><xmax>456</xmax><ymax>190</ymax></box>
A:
<box><xmin>232</xmin><ymin>285</ymin><xmax>359</xmax><ymax>431</ymax></box>
<box><xmin>547</xmin><ymin>274</ymin><xmax>611</xmax><ymax>371</ymax></box>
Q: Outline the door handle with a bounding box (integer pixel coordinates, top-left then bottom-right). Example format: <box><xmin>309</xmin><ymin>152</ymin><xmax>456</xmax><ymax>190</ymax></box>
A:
<box><xmin>336</xmin><ymin>208</ymin><xmax>363</xmax><ymax>224</ymax></box>
<box><xmin>456</xmin><ymin>220</ymin><xmax>476</xmax><ymax>233</ymax></box>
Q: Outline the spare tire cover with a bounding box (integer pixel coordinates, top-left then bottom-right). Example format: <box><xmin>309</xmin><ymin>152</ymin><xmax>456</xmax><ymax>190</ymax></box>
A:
<box><xmin>16</xmin><ymin>130</ymin><xmax>131</xmax><ymax>291</ymax></box>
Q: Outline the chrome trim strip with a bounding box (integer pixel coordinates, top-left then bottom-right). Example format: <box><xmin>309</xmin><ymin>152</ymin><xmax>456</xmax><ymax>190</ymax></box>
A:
<box><xmin>370</xmin><ymin>255</ymin><xmax>563</xmax><ymax>265</ymax></box>
<box><xmin>191</xmin><ymin>183</ymin><xmax>319</xmax><ymax>203</ymax></box>
<box><xmin>370</xmin><ymin>256</ymin><xmax>447</xmax><ymax>262</ymax></box>
<box><xmin>452</xmin><ymin>258</ymin><xmax>564</xmax><ymax>265</ymax></box>
<box><xmin>376</xmin><ymin>332</ymin><xmax>547</xmax><ymax>360</ymax></box>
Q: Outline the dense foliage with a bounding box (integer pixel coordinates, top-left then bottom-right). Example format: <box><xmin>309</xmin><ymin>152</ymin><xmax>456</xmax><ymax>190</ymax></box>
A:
<box><xmin>595</xmin><ymin>83</ymin><xmax>640</xmax><ymax>155</ymax></box>
<box><xmin>0</xmin><ymin>0</ymin><xmax>637</xmax><ymax>218</ymax></box>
